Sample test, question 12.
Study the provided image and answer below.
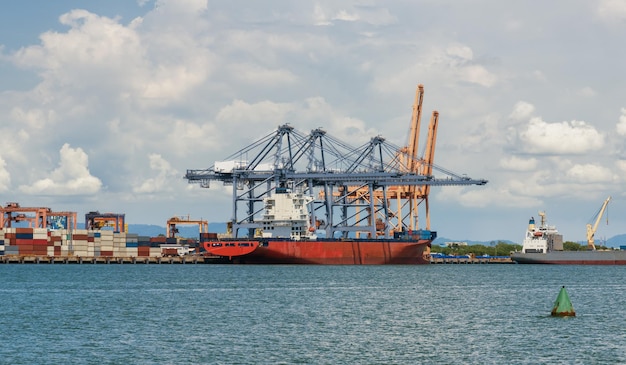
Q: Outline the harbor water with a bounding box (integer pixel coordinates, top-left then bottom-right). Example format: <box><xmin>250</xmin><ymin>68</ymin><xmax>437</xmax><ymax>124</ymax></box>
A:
<box><xmin>1</xmin><ymin>264</ymin><xmax>625</xmax><ymax>364</ymax></box>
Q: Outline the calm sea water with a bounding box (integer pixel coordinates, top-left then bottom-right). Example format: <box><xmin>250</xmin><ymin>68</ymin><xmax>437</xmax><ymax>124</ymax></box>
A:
<box><xmin>0</xmin><ymin>263</ymin><xmax>624</xmax><ymax>364</ymax></box>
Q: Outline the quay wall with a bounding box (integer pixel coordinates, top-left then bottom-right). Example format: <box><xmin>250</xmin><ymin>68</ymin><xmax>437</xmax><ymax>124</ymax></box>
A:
<box><xmin>0</xmin><ymin>227</ymin><xmax>199</xmax><ymax>259</ymax></box>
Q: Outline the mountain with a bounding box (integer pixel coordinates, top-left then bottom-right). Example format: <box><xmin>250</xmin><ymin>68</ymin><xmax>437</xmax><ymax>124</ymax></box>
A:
<box><xmin>433</xmin><ymin>237</ymin><xmax>517</xmax><ymax>246</ymax></box>
<box><xmin>126</xmin><ymin>223</ymin><xmax>228</xmax><ymax>238</ymax></box>
<box><xmin>598</xmin><ymin>235</ymin><xmax>626</xmax><ymax>248</ymax></box>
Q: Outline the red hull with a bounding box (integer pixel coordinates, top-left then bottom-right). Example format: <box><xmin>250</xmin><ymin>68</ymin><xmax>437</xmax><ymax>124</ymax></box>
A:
<box><xmin>203</xmin><ymin>239</ymin><xmax>431</xmax><ymax>265</ymax></box>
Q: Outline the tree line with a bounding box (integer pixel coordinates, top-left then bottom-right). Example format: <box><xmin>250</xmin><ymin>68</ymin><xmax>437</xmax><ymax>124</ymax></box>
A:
<box><xmin>429</xmin><ymin>241</ymin><xmax>604</xmax><ymax>256</ymax></box>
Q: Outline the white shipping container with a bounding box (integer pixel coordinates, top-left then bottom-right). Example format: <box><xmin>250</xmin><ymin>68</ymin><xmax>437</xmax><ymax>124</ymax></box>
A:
<box><xmin>214</xmin><ymin>160</ymin><xmax>248</xmax><ymax>172</ymax></box>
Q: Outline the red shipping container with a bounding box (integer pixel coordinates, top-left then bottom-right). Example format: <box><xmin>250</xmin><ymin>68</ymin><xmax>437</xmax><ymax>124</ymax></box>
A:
<box><xmin>33</xmin><ymin>239</ymin><xmax>48</xmax><ymax>246</ymax></box>
<box><xmin>137</xmin><ymin>247</ymin><xmax>150</xmax><ymax>256</ymax></box>
<box><xmin>15</xmin><ymin>239</ymin><xmax>34</xmax><ymax>246</ymax></box>
<box><xmin>19</xmin><ymin>246</ymin><xmax>34</xmax><ymax>254</ymax></box>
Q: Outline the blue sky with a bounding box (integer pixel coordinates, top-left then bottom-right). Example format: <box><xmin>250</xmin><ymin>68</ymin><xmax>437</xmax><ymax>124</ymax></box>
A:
<box><xmin>1</xmin><ymin>0</ymin><xmax>626</xmax><ymax>243</ymax></box>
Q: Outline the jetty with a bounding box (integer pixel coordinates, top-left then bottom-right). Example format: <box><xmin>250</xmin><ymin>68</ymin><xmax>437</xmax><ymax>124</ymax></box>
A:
<box><xmin>0</xmin><ymin>255</ymin><xmax>225</xmax><ymax>264</ymax></box>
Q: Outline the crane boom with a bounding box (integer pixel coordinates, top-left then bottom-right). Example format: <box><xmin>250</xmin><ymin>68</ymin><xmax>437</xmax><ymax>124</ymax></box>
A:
<box><xmin>586</xmin><ymin>196</ymin><xmax>611</xmax><ymax>250</ymax></box>
<box><xmin>407</xmin><ymin>84</ymin><xmax>424</xmax><ymax>172</ymax></box>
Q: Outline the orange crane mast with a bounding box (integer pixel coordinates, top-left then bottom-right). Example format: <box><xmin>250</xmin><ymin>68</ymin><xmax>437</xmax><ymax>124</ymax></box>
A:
<box><xmin>371</xmin><ymin>111</ymin><xmax>439</xmax><ymax>233</ymax></box>
<box><xmin>344</xmin><ymin>84</ymin><xmax>439</xmax><ymax>237</ymax></box>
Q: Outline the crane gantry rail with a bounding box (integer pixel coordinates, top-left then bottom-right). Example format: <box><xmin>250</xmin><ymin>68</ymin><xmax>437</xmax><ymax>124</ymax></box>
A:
<box><xmin>185</xmin><ymin>85</ymin><xmax>487</xmax><ymax>239</ymax></box>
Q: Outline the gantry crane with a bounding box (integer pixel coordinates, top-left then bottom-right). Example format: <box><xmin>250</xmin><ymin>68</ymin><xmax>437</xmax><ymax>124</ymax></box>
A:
<box><xmin>0</xmin><ymin>203</ymin><xmax>77</xmax><ymax>230</ymax></box>
<box><xmin>0</xmin><ymin>202</ymin><xmax>49</xmax><ymax>228</ymax></box>
<box><xmin>166</xmin><ymin>215</ymin><xmax>209</xmax><ymax>238</ymax></box>
<box><xmin>85</xmin><ymin>211</ymin><xmax>126</xmax><ymax>232</ymax></box>
<box><xmin>47</xmin><ymin>211</ymin><xmax>78</xmax><ymax>230</ymax></box>
<box><xmin>184</xmin><ymin>84</ymin><xmax>487</xmax><ymax>239</ymax></box>
<box><xmin>586</xmin><ymin>196</ymin><xmax>611</xmax><ymax>250</ymax></box>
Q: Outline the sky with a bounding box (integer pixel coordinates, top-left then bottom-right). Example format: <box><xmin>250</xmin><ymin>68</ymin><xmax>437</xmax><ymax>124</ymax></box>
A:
<box><xmin>1</xmin><ymin>0</ymin><xmax>626</xmax><ymax>243</ymax></box>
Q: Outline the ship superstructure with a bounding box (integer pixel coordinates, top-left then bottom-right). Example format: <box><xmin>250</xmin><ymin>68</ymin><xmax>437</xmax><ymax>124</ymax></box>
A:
<box><xmin>520</xmin><ymin>212</ymin><xmax>563</xmax><ymax>253</ymax></box>
<box><xmin>259</xmin><ymin>187</ymin><xmax>315</xmax><ymax>240</ymax></box>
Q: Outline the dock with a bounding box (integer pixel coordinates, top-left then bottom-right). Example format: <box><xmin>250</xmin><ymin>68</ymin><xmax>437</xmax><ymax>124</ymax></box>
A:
<box><xmin>0</xmin><ymin>255</ymin><xmax>221</xmax><ymax>264</ymax></box>
<box><xmin>429</xmin><ymin>256</ymin><xmax>514</xmax><ymax>264</ymax></box>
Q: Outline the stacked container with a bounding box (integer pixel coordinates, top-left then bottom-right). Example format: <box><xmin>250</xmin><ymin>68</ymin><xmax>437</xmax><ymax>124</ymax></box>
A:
<box><xmin>0</xmin><ymin>228</ymin><xmax>175</xmax><ymax>258</ymax></box>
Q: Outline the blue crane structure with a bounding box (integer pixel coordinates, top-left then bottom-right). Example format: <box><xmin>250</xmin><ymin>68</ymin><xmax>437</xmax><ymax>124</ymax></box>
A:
<box><xmin>184</xmin><ymin>123</ymin><xmax>487</xmax><ymax>240</ymax></box>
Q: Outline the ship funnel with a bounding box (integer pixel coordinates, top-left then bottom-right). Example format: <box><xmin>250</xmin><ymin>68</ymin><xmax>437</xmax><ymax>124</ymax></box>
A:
<box><xmin>551</xmin><ymin>286</ymin><xmax>576</xmax><ymax>317</ymax></box>
<box><xmin>528</xmin><ymin>216</ymin><xmax>535</xmax><ymax>231</ymax></box>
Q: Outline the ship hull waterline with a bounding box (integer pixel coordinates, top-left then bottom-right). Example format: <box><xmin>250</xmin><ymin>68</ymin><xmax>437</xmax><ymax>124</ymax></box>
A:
<box><xmin>203</xmin><ymin>239</ymin><xmax>432</xmax><ymax>265</ymax></box>
<box><xmin>511</xmin><ymin>251</ymin><xmax>626</xmax><ymax>265</ymax></box>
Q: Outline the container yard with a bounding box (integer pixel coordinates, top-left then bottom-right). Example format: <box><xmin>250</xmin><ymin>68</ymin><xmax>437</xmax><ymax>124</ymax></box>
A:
<box><xmin>0</xmin><ymin>225</ymin><xmax>212</xmax><ymax>264</ymax></box>
<box><xmin>0</xmin><ymin>202</ymin><xmax>215</xmax><ymax>264</ymax></box>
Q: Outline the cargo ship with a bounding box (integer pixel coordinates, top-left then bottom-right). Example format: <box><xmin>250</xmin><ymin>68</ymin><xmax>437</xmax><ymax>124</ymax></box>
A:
<box><xmin>510</xmin><ymin>212</ymin><xmax>626</xmax><ymax>265</ymax></box>
<box><xmin>202</xmin><ymin>187</ymin><xmax>435</xmax><ymax>264</ymax></box>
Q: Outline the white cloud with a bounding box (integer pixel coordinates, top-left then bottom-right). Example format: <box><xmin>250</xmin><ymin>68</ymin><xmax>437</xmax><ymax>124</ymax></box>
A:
<box><xmin>168</xmin><ymin>120</ymin><xmax>220</xmax><ymax>156</ymax></box>
<box><xmin>10</xmin><ymin>107</ymin><xmax>57</xmax><ymax>130</ymax></box>
<box><xmin>519</xmin><ymin>117</ymin><xmax>604</xmax><ymax>154</ymax></box>
<box><xmin>577</xmin><ymin>86</ymin><xmax>597</xmax><ymax>97</ymax></box>
<box><xmin>508</xmin><ymin>101</ymin><xmax>535</xmax><ymax>121</ymax></box>
<box><xmin>228</xmin><ymin>63</ymin><xmax>297</xmax><ymax>85</ymax></box>
<box><xmin>217</xmin><ymin>99</ymin><xmax>293</xmax><ymax>126</ymax></box>
<box><xmin>616</xmin><ymin>108</ymin><xmax>626</xmax><ymax>136</ymax></box>
<box><xmin>313</xmin><ymin>3</ymin><xmax>396</xmax><ymax>26</ymax></box>
<box><xmin>455</xmin><ymin>65</ymin><xmax>495</xmax><ymax>87</ymax></box>
<box><xmin>0</xmin><ymin>156</ymin><xmax>10</xmax><ymax>192</ymax></box>
<box><xmin>499</xmin><ymin>156</ymin><xmax>538</xmax><ymax>171</ymax></box>
<box><xmin>133</xmin><ymin>154</ymin><xmax>178</xmax><ymax>194</ymax></box>
<box><xmin>616</xmin><ymin>160</ymin><xmax>626</xmax><ymax>173</ymax></box>
<box><xmin>334</xmin><ymin>10</ymin><xmax>359</xmax><ymax>22</ymax></box>
<box><xmin>19</xmin><ymin>144</ymin><xmax>102</xmax><ymax>195</ymax></box>
<box><xmin>565</xmin><ymin>164</ymin><xmax>615</xmax><ymax>183</ymax></box>
<box><xmin>313</xmin><ymin>3</ymin><xmax>332</xmax><ymax>26</ymax></box>
<box><xmin>437</xmin><ymin>186</ymin><xmax>539</xmax><ymax>209</ymax></box>
<box><xmin>446</xmin><ymin>44</ymin><xmax>473</xmax><ymax>61</ymax></box>
<box><xmin>596</xmin><ymin>0</ymin><xmax>626</xmax><ymax>23</ymax></box>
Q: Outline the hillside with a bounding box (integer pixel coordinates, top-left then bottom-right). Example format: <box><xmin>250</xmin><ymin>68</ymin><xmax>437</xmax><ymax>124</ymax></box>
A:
<box><xmin>127</xmin><ymin>223</ymin><xmax>228</xmax><ymax>238</ymax></box>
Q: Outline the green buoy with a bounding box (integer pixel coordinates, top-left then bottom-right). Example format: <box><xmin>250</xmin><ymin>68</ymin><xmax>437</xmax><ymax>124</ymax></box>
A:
<box><xmin>551</xmin><ymin>286</ymin><xmax>576</xmax><ymax>317</ymax></box>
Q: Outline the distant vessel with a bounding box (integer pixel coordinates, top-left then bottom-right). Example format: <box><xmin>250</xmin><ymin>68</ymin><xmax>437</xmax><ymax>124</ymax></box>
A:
<box><xmin>202</xmin><ymin>187</ymin><xmax>435</xmax><ymax>264</ymax></box>
<box><xmin>510</xmin><ymin>210</ymin><xmax>626</xmax><ymax>265</ymax></box>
